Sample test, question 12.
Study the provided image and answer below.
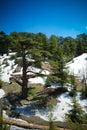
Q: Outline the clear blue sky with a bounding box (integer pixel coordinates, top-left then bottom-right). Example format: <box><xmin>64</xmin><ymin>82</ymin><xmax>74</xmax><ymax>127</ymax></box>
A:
<box><xmin>0</xmin><ymin>0</ymin><xmax>87</xmax><ymax>38</ymax></box>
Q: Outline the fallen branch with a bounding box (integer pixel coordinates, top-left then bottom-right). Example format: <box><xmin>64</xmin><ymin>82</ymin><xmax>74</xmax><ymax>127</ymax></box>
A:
<box><xmin>3</xmin><ymin>118</ymin><xmax>49</xmax><ymax>130</ymax></box>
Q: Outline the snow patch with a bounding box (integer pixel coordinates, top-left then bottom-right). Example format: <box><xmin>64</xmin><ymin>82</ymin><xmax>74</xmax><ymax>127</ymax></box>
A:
<box><xmin>13</xmin><ymin>92</ymin><xmax>87</xmax><ymax>122</ymax></box>
<box><xmin>0</xmin><ymin>89</ymin><xmax>5</xmax><ymax>98</ymax></box>
<box><xmin>28</xmin><ymin>77</ymin><xmax>47</xmax><ymax>85</ymax></box>
<box><xmin>67</xmin><ymin>53</ymin><xmax>87</xmax><ymax>79</ymax></box>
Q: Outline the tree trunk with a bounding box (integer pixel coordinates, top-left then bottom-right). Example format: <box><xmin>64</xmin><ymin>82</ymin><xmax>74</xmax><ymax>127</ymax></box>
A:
<box><xmin>0</xmin><ymin>107</ymin><xmax>2</xmax><ymax>117</ymax></box>
<box><xmin>0</xmin><ymin>104</ymin><xmax>3</xmax><ymax>129</ymax></box>
<box><xmin>21</xmin><ymin>44</ymin><xmax>28</xmax><ymax>99</ymax></box>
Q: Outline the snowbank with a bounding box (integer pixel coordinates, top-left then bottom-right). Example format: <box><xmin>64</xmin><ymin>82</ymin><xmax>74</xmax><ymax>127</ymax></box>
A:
<box><xmin>28</xmin><ymin>77</ymin><xmax>47</xmax><ymax>85</ymax></box>
<box><xmin>67</xmin><ymin>53</ymin><xmax>87</xmax><ymax>79</ymax></box>
<box><xmin>0</xmin><ymin>89</ymin><xmax>5</xmax><ymax>98</ymax></box>
<box><xmin>0</xmin><ymin>54</ymin><xmax>17</xmax><ymax>82</ymax></box>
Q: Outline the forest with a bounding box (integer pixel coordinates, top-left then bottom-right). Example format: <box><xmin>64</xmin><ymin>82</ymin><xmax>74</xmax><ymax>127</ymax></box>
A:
<box><xmin>0</xmin><ymin>31</ymin><xmax>87</xmax><ymax>57</ymax></box>
<box><xmin>0</xmin><ymin>31</ymin><xmax>87</xmax><ymax>130</ymax></box>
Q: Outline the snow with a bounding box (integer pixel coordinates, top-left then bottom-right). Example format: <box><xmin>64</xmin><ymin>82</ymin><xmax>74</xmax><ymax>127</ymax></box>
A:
<box><xmin>3</xmin><ymin>110</ymin><xmax>28</xmax><ymax>130</ymax></box>
<box><xmin>3</xmin><ymin>110</ymin><xmax>27</xmax><ymax>122</ymax></box>
<box><xmin>10</xmin><ymin>126</ymin><xmax>28</xmax><ymax>130</ymax></box>
<box><xmin>35</xmin><ymin>92</ymin><xmax>72</xmax><ymax>122</ymax></box>
<box><xmin>0</xmin><ymin>54</ymin><xmax>17</xmax><ymax>82</ymax></box>
<box><xmin>28</xmin><ymin>76</ymin><xmax>47</xmax><ymax>85</ymax></box>
<box><xmin>27</xmin><ymin>66</ymin><xmax>50</xmax><ymax>75</ymax></box>
<box><xmin>0</xmin><ymin>89</ymin><xmax>5</xmax><ymax>98</ymax></box>
<box><xmin>0</xmin><ymin>54</ymin><xmax>49</xmax><ymax>84</ymax></box>
<box><xmin>13</xmin><ymin>92</ymin><xmax>87</xmax><ymax>122</ymax></box>
<box><xmin>67</xmin><ymin>53</ymin><xmax>87</xmax><ymax>80</ymax></box>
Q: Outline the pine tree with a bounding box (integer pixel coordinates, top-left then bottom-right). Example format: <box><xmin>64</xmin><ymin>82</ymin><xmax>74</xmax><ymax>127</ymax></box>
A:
<box><xmin>67</xmin><ymin>97</ymin><xmax>84</xmax><ymax>123</ymax></box>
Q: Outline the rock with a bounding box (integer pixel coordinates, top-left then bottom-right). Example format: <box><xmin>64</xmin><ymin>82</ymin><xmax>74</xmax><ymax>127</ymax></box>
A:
<box><xmin>0</xmin><ymin>97</ymin><xmax>11</xmax><ymax>110</ymax></box>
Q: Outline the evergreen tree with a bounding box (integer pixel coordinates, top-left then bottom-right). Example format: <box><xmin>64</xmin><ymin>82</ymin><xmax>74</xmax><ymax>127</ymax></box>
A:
<box><xmin>67</xmin><ymin>97</ymin><xmax>84</xmax><ymax>123</ymax></box>
<box><xmin>69</xmin><ymin>74</ymin><xmax>77</xmax><ymax>97</ymax></box>
<box><xmin>10</xmin><ymin>33</ymin><xmax>49</xmax><ymax>99</ymax></box>
<box><xmin>48</xmin><ymin>44</ymin><xmax>68</xmax><ymax>87</ymax></box>
<box><xmin>0</xmin><ymin>31</ymin><xmax>10</xmax><ymax>55</ymax></box>
<box><xmin>63</xmin><ymin>37</ymin><xmax>76</xmax><ymax>61</ymax></box>
<box><xmin>76</xmin><ymin>33</ymin><xmax>87</xmax><ymax>55</ymax></box>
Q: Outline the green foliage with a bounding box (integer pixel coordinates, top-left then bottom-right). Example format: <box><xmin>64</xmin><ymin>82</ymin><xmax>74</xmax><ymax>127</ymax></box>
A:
<box><xmin>14</xmin><ymin>58</ymin><xmax>19</xmax><ymax>64</ymax></box>
<box><xmin>28</xmin><ymin>88</ymin><xmax>38</xmax><ymax>96</ymax></box>
<box><xmin>69</xmin><ymin>75</ymin><xmax>77</xmax><ymax>97</ymax></box>
<box><xmin>66</xmin><ymin>117</ymin><xmax>87</xmax><ymax>130</ymax></box>
<box><xmin>67</xmin><ymin>97</ymin><xmax>84</xmax><ymax>124</ymax></box>
<box><xmin>70</xmin><ymin>75</ymin><xmax>77</xmax><ymax>87</ymax></box>
<box><xmin>69</xmin><ymin>87</ymin><xmax>77</xmax><ymax>97</ymax></box>
<box><xmin>0</xmin><ymin>80</ymin><xmax>3</xmax><ymax>89</ymax></box>
<box><xmin>81</xmin><ymin>87</ymin><xmax>87</xmax><ymax>98</ymax></box>
<box><xmin>48</xmin><ymin>121</ymin><xmax>58</xmax><ymax>130</ymax></box>
<box><xmin>0</xmin><ymin>31</ymin><xmax>10</xmax><ymax>55</ymax></box>
<box><xmin>34</xmin><ymin>95</ymin><xmax>47</xmax><ymax>101</ymax></box>
<box><xmin>45</xmin><ymin>78</ymin><xmax>51</xmax><ymax>87</ymax></box>
<box><xmin>76</xmin><ymin>33</ymin><xmax>87</xmax><ymax>55</ymax></box>
<box><xmin>47</xmin><ymin>105</ymin><xmax>58</xmax><ymax>130</ymax></box>
<box><xmin>1</xmin><ymin>30</ymin><xmax>87</xmax><ymax>101</ymax></box>
<box><xmin>63</xmin><ymin>36</ymin><xmax>76</xmax><ymax>61</ymax></box>
<box><xmin>0</xmin><ymin>62</ymin><xmax>2</xmax><ymax>77</ymax></box>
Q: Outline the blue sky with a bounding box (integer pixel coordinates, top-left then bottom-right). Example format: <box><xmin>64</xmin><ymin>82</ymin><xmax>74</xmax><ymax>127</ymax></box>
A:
<box><xmin>0</xmin><ymin>0</ymin><xmax>87</xmax><ymax>38</ymax></box>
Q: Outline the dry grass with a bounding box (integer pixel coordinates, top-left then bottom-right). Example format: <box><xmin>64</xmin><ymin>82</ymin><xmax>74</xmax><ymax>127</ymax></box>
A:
<box><xmin>2</xmin><ymin>82</ymin><xmax>21</xmax><ymax>95</ymax></box>
<box><xmin>76</xmin><ymin>79</ymin><xmax>84</xmax><ymax>91</ymax></box>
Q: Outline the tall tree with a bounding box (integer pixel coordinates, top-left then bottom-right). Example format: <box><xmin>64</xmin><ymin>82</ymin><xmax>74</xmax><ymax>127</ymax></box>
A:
<box><xmin>63</xmin><ymin>37</ymin><xmax>76</xmax><ymax>61</ymax></box>
<box><xmin>76</xmin><ymin>33</ymin><xmax>87</xmax><ymax>55</ymax></box>
<box><xmin>0</xmin><ymin>31</ymin><xmax>10</xmax><ymax>55</ymax></box>
<box><xmin>11</xmin><ymin>33</ymin><xmax>48</xmax><ymax>99</ymax></box>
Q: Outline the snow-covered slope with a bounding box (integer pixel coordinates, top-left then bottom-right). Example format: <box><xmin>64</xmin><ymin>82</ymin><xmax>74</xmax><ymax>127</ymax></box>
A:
<box><xmin>67</xmin><ymin>53</ymin><xmax>87</xmax><ymax>79</ymax></box>
<box><xmin>13</xmin><ymin>91</ymin><xmax>87</xmax><ymax>122</ymax></box>
<box><xmin>1</xmin><ymin>53</ymin><xmax>87</xmax><ymax>123</ymax></box>
<box><xmin>0</xmin><ymin>53</ymin><xmax>49</xmax><ymax>84</ymax></box>
<box><xmin>0</xmin><ymin>54</ymin><xmax>17</xmax><ymax>82</ymax></box>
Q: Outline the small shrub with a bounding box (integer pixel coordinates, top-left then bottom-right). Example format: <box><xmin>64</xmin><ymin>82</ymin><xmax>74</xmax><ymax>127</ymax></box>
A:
<box><xmin>14</xmin><ymin>58</ymin><xmax>19</xmax><ymax>64</ymax></box>
<box><xmin>69</xmin><ymin>87</ymin><xmax>77</xmax><ymax>97</ymax></box>
<box><xmin>45</xmin><ymin>78</ymin><xmax>51</xmax><ymax>87</ymax></box>
<box><xmin>28</xmin><ymin>88</ymin><xmax>38</xmax><ymax>96</ymax></box>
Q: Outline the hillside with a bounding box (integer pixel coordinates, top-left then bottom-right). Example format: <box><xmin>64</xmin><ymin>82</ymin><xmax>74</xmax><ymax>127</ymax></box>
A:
<box><xmin>67</xmin><ymin>53</ymin><xmax>87</xmax><ymax>80</ymax></box>
<box><xmin>0</xmin><ymin>53</ymin><xmax>87</xmax><ymax>130</ymax></box>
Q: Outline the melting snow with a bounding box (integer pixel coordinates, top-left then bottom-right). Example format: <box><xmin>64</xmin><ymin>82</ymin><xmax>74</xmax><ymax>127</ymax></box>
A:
<box><xmin>0</xmin><ymin>89</ymin><xmax>5</xmax><ymax>98</ymax></box>
<box><xmin>67</xmin><ymin>53</ymin><xmax>87</xmax><ymax>80</ymax></box>
<box><xmin>0</xmin><ymin>54</ymin><xmax>17</xmax><ymax>82</ymax></box>
<box><xmin>13</xmin><ymin>92</ymin><xmax>87</xmax><ymax>122</ymax></box>
<box><xmin>28</xmin><ymin>76</ymin><xmax>47</xmax><ymax>85</ymax></box>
